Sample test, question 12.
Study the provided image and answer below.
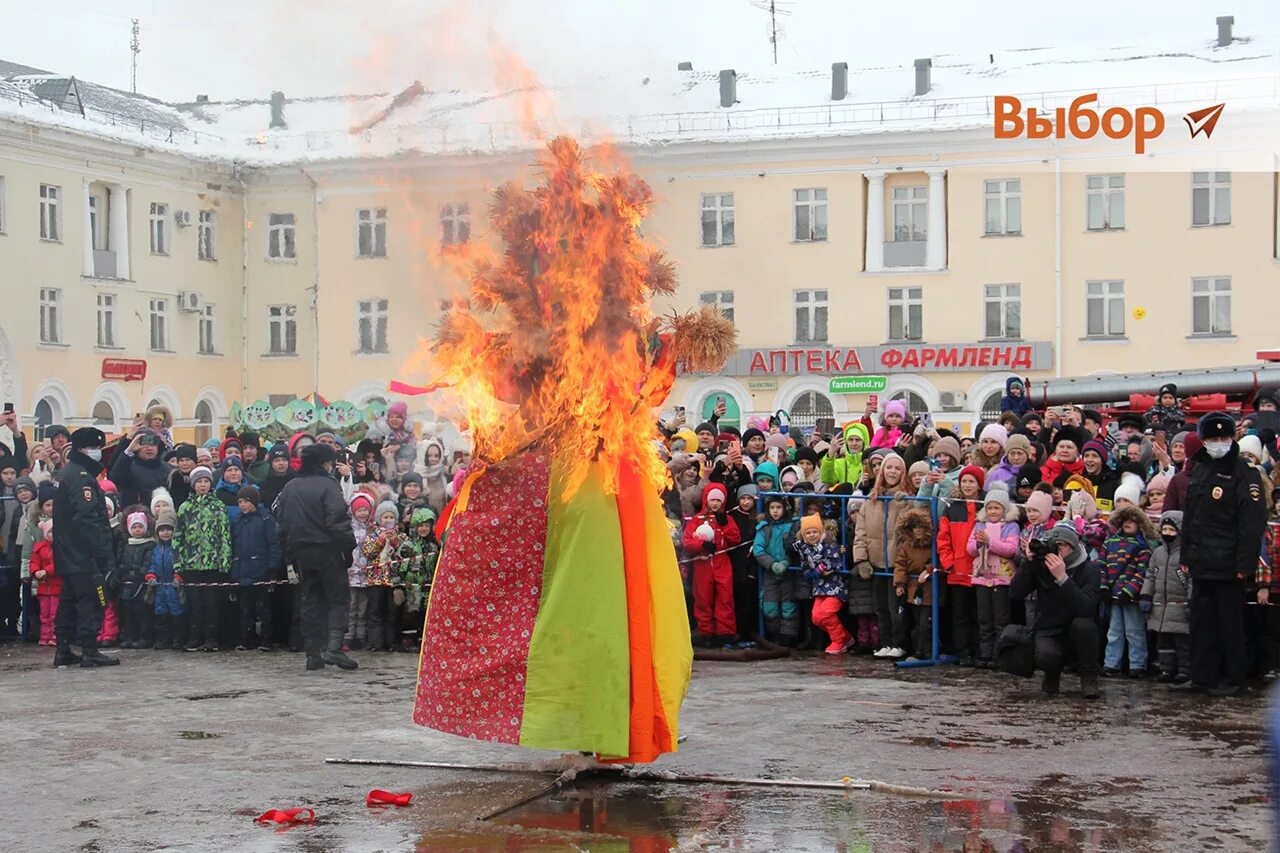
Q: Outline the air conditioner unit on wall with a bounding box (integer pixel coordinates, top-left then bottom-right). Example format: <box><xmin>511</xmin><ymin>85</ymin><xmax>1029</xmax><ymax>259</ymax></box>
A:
<box><xmin>178</xmin><ymin>290</ymin><xmax>203</xmax><ymax>313</ymax></box>
<box><xmin>174</xmin><ymin>210</ymin><xmax>192</xmax><ymax>227</ymax></box>
<box><xmin>939</xmin><ymin>390</ymin><xmax>967</xmax><ymax>411</ymax></box>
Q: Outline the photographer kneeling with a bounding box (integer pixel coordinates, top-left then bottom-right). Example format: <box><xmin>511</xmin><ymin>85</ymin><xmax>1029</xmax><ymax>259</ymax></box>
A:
<box><xmin>1008</xmin><ymin>523</ymin><xmax>1103</xmax><ymax>699</ymax></box>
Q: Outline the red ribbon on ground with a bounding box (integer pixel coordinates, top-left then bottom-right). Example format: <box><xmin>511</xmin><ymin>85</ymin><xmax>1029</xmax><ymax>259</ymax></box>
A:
<box><xmin>254</xmin><ymin>807</ymin><xmax>316</xmax><ymax>825</ymax></box>
<box><xmin>366</xmin><ymin>789</ymin><xmax>413</xmax><ymax>807</ymax></box>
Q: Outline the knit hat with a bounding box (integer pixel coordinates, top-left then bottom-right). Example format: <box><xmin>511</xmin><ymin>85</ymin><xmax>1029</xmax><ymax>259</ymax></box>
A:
<box><xmin>1020</xmin><ymin>411</ymin><xmax>1043</xmax><ymax>427</ymax></box>
<box><xmin>238</xmin><ymin>485</ymin><xmax>262</xmax><ymax>506</ymax></box>
<box><xmin>13</xmin><ymin>476</ymin><xmax>35</xmax><ymax>499</ymax></box>
<box><xmin>399</xmin><ymin>471</ymin><xmax>425</xmax><ymax>489</ymax></box>
<box><xmin>979</xmin><ymin>423</ymin><xmax>1008</xmax><ymax>449</ymax></box>
<box><xmin>155</xmin><ymin>508</ymin><xmax>177</xmax><ymax>531</ymax></box>
<box><xmin>126</xmin><ymin>511</ymin><xmax>149</xmax><ymax>532</ymax></box>
<box><xmin>168</xmin><ymin>443</ymin><xmax>198</xmax><ymax>462</ymax></box>
<box><xmin>1054</xmin><ymin>428</ymin><xmax>1087</xmax><ymax>452</ymax></box>
<box><xmin>958</xmin><ymin>464</ymin><xmax>986</xmax><ymax>489</ymax></box>
<box><xmin>1238</xmin><ymin>434</ymin><xmax>1264</xmax><ymax>463</ymax></box>
<box><xmin>268</xmin><ymin>444</ymin><xmax>290</xmax><ymax>462</ymax></box>
<box><xmin>100</xmin><ymin>479</ymin><xmax>118</xmax><ymax>495</ymax></box>
<box><xmin>1170</xmin><ymin>431</ymin><xmax>1190</xmax><ymax>447</ymax></box>
<box><xmin>190</xmin><ymin>466</ymin><xmax>214</xmax><ymax>486</ymax></box>
<box><xmin>800</xmin><ymin>514</ymin><xmax>824</xmax><ymax>536</ymax></box>
<box><xmin>1113</xmin><ymin>473</ymin><xmax>1143</xmax><ymax>506</ymax></box>
<box><xmin>794</xmin><ymin>446</ymin><xmax>820</xmax><ymax>467</ymax></box>
<box><xmin>694</xmin><ymin>422</ymin><xmax>717</xmax><ymax>438</ymax></box>
<box><xmin>933</xmin><ymin>436</ymin><xmax>962</xmax><ymax>467</ymax></box>
<box><xmin>410</xmin><ymin>506</ymin><xmax>438</xmax><ymax>528</ymax></box>
<box><xmin>983</xmin><ymin>485</ymin><xmax>1013</xmax><ymax>517</ymax></box>
<box><xmin>374</xmin><ymin>499</ymin><xmax>400</xmax><ymax>522</ymax></box>
<box><xmin>1015</xmin><ymin>462</ymin><xmax>1041</xmax><ymax>489</ymax></box>
<box><xmin>218</xmin><ymin>437</ymin><xmax>243</xmax><ymax>461</ymax></box>
<box><xmin>702</xmin><ymin>483</ymin><xmax>728</xmax><ymax>505</ymax></box>
<box><xmin>736</xmin><ymin>484</ymin><xmax>759</xmax><ymax>501</ymax></box>
<box><xmin>1081</xmin><ymin>439</ymin><xmax>1108</xmax><ymax>460</ymax></box>
<box><xmin>741</xmin><ymin>428</ymin><xmax>765</xmax><ymax>447</ymax></box>
<box><xmin>1146</xmin><ymin>473</ymin><xmax>1171</xmax><ymax>493</ymax></box>
<box><xmin>220</xmin><ymin>456</ymin><xmax>243</xmax><ymax>471</ymax></box>
<box><xmin>1158</xmin><ymin>383</ymin><xmax>1178</xmax><ymax>399</ymax></box>
<box><xmin>1198</xmin><ymin>412</ymin><xmax>1235</xmax><ymax>440</ymax></box>
<box><xmin>238</xmin><ymin>431</ymin><xmax>261</xmax><ymax>449</ymax></box>
<box><xmin>765</xmin><ymin>433</ymin><xmax>791</xmax><ymax>452</ymax></box>
<box><xmin>1159</xmin><ymin>509</ymin><xmax>1184</xmax><ymax>533</ymax></box>
<box><xmin>387</xmin><ymin>401</ymin><xmax>409</xmax><ymax>419</ymax></box>
<box><xmin>350</xmin><ymin>492</ymin><xmax>375</xmax><ymax>516</ymax></box>
<box><xmin>908</xmin><ymin>460</ymin><xmax>931</xmax><ymax>480</ymax></box>
<box><xmin>867</xmin><ymin>447</ymin><xmax>894</xmax><ymax>462</ymax></box>
<box><xmin>37</xmin><ymin>482</ymin><xmax>57</xmax><ymax>506</ymax></box>
<box><xmin>1024</xmin><ymin>490</ymin><xmax>1054</xmax><ymax>519</ymax></box>
<box><xmin>1004</xmin><ymin>434</ymin><xmax>1032</xmax><ymax>457</ymax></box>
<box><xmin>0</xmin><ymin>457</ymin><xmax>19</xmax><ymax>474</ymax></box>
<box><xmin>1045</xmin><ymin>521</ymin><xmax>1081</xmax><ymax>551</ymax></box>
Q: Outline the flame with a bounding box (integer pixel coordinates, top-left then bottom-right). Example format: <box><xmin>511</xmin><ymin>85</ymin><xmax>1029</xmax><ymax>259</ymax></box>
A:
<box><xmin>426</xmin><ymin>136</ymin><xmax>733</xmax><ymax>499</ymax></box>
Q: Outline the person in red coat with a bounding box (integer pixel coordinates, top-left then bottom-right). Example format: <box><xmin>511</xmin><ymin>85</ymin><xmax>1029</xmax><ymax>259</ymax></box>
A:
<box><xmin>30</xmin><ymin>520</ymin><xmax>61</xmax><ymax>645</ymax></box>
<box><xmin>1040</xmin><ymin>427</ymin><xmax>1088</xmax><ymax>486</ymax></box>
<box><xmin>681</xmin><ymin>482</ymin><xmax>743</xmax><ymax>647</ymax></box>
<box><xmin>939</xmin><ymin>465</ymin><xmax>985</xmax><ymax>665</ymax></box>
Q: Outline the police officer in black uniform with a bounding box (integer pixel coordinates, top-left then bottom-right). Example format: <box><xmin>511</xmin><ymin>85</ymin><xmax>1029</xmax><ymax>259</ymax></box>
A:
<box><xmin>51</xmin><ymin>428</ymin><xmax>120</xmax><ymax>668</ymax></box>
<box><xmin>1182</xmin><ymin>411</ymin><xmax>1267</xmax><ymax>696</ymax></box>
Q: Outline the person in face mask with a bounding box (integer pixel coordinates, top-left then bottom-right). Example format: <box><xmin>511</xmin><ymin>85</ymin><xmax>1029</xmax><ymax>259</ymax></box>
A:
<box><xmin>1180</xmin><ymin>412</ymin><xmax>1268</xmax><ymax>697</ymax></box>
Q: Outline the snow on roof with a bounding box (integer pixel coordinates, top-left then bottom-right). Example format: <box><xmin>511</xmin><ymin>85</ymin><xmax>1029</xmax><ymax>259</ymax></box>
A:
<box><xmin>1</xmin><ymin>30</ymin><xmax>1277</xmax><ymax>166</ymax></box>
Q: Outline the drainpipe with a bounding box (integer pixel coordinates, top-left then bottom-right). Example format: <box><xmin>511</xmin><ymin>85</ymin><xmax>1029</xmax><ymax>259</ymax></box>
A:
<box><xmin>302</xmin><ymin>168</ymin><xmax>320</xmax><ymax>400</ymax></box>
<box><xmin>1053</xmin><ymin>154</ymin><xmax>1063</xmax><ymax>378</ymax></box>
<box><xmin>237</xmin><ymin>161</ymin><xmax>249</xmax><ymax>407</ymax></box>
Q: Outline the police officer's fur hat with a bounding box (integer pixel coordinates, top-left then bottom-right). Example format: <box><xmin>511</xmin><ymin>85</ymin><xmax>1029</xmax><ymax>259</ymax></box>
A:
<box><xmin>1197</xmin><ymin>411</ymin><xmax>1235</xmax><ymax>440</ymax></box>
<box><xmin>70</xmin><ymin>427</ymin><xmax>106</xmax><ymax>449</ymax></box>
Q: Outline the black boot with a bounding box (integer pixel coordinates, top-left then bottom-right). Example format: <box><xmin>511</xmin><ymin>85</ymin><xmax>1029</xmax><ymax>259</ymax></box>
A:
<box><xmin>81</xmin><ymin>648</ymin><xmax>120</xmax><ymax>668</ymax></box>
<box><xmin>153</xmin><ymin>616</ymin><xmax>170</xmax><ymax>650</ymax></box>
<box><xmin>1041</xmin><ymin>671</ymin><xmax>1061</xmax><ymax>696</ymax></box>
<box><xmin>320</xmin><ymin>629</ymin><xmax>358</xmax><ymax>670</ymax></box>
<box><xmin>1080</xmin><ymin>674</ymin><xmax>1102</xmax><ymax>700</ymax></box>
<box><xmin>53</xmin><ymin>645</ymin><xmax>82</xmax><ymax>667</ymax></box>
<box><xmin>305</xmin><ymin>655</ymin><xmax>325</xmax><ymax>671</ymax></box>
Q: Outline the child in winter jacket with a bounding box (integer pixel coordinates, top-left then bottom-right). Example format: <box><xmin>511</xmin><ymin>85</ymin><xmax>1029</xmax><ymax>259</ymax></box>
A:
<box><xmin>147</xmin><ymin>509</ymin><xmax>184</xmax><ymax>649</ymax></box>
<box><xmin>893</xmin><ymin>509</ymin><xmax>935</xmax><ymax>660</ymax></box>
<box><xmin>729</xmin><ymin>485</ymin><xmax>761</xmax><ymax>645</ymax></box>
<box><xmin>1066</xmin><ymin>490</ymin><xmax>1109</xmax><ymax>560</ymax></box>
<box><xmin>30</xmin><ymin>520</ymin><xmax>58</xmax><ymax>645</ymax></box>
<box><xmin>841</xmin><ymin>496</ymin><xmax>878</xmax><ymax>652</ymax></box>
<box><xmin>1142</xmin><ymin>510</ymin><xmax>1190</xmax><ymax>682</ymax></box>
<box><xmin>682</xmin><ymin>483</ymin><xmax>742</xmax><ymax>646</ymax></box>
<box><xmin>747</xmin><ymin>489</ymin><xmax>798</xmax><ymax>640</ymax></box>
<box><xmin>1101</xmin><ymin>505</ymin><xmax>1155</xmax><ymax>676</ymax></box>
<box><xmin>915</xmin><ymin>437</ymin><xmax>965</xmax><ymax>504</ymax></box>
<box><xmin>361</xmin><ymin>500</ymin><xmax>407</xmax><ymax>651</ymax></box>
<box><xmin>939</xmin><ymin>464</ymin><xmax>984</xmax><ymax>665</ymax></box>
<box><xmin>970</xmin><ymin>424</ymin><xmax>1008</xmax><ymax>472</ymax></box>
<box><xmin>215</xmin><ymin>457</ymin><xmax>249</xmax><ymax>522</ymax></box>
<box><xmin>229</xmin><ymin>485</ymin><xmax>281</xmax><ymax>650</ymax></box>
<box><xmin>870</xmin><ymin>400</ymin><xmax>907</xmax><ymax>450</ymax></box>
<box><xmin>397</xmin><ymin>506</ymin><xmax>440</xmax><ymax>649</ymax></box>
<box><xmin>986</xmin><ymin>434</ymin><xmax>1034</xmax><ymax>492</ymax></box>
<box><xmin>1000</xmin><ymin>376</ymin><xmax>1032</xmax><ymax>416</ymax></box>
<box><xmin>790</xmin><ymin>514</ymin><xmax>850</xmax><ymax>654</ymax></box>
<box><xmin>346</xmin><ymin>489</ymin><xmax>376</xmax><ymax>649</ymax></box>
<box><xmin>821</xmin><ymin>423</ymin><xmax>871</xmax><ymax>488</ymax></box>
<box><xmin>174</xmin><ymin>465</ymin><xmax>232</xmax><ymax>652</ymax></box>
<box><xmin>396</xmin><ymin>473</ymin><xmax>431</xmax><ymax>527</ymax></box>
<box><xmin>853</xmin><ymin>453</ymin><xmax>911</xmax><ymax>659</ymax></box>
<box><xmin>966</xmin><ymin>486</ymin><xmax>1020</xmax><ymax>666</ymax></box>
<box><xmin>119</xmin><ymin>511</ymin><xmax>156</xmax><ymax>649</ymax></box>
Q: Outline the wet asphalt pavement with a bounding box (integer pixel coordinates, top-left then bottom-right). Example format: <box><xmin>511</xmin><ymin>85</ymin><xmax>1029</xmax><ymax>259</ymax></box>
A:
<box><xmin>2</xmin><ymin>642</ymin><xmax>1271</xmax><ymax>852</ymax></box>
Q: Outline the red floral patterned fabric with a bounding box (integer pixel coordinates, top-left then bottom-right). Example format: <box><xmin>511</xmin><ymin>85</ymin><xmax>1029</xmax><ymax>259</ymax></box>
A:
<box><xmin>412</xmin><ymin>453</ymin><xmax>550</xmax><ymax>742</ymax></box>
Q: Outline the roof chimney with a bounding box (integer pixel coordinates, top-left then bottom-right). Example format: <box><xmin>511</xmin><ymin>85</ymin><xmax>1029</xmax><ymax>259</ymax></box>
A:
<box><xmin>719</xmin><ymin>69</ymin><xmax>737</xmax><ymax>108</ymax></box>
<box><xmin>831</xmin><ymin>62</ymin><xmax>849</xmax><ymax>101</ymax></box>
<box><xmin>269</xmin><ymin>90</ymin><xmax>286</xmax><ymax>129</ymax></box>
<box><xmin>1216</xmin><ymin>15</ymin><xmax>1235</xmax><ymax>47</ymax></box>
<box><xmin>195</xmin><ymin>94</ymin><xmax>209</xmax><ymax>104</ymax></box>
<box><xmin>914</xmin><ymin>58</ymin><xmax>932</xmax><ymax>96</ymax></box>
<box><xmin>677</xmin><ymin>61</ymin><xmax>693</xmax><ymax>71</ymax></box>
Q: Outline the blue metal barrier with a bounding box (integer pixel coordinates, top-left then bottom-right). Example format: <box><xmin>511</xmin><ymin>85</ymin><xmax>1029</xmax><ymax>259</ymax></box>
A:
<box><xmin>751</xmin><ymin>490</ymin><xmax>952</xmax><ymax>668</ymax></box>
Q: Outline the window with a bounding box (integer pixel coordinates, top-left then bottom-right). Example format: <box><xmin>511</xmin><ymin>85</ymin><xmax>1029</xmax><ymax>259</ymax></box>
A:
<box><xmin>268</xmin><ymin>212</ymin><xmax>296</xmax><ymax>259</ymax></box>
<box><xmin>357</xmin><ymin>298</ymin><xmax>389</xmax><ymax>353</ymax></box>
<box><xmin>441</xmin><ymin>202</ymin><xmax>470</xmax><ymax>245</ymax></box>
<box><xmin>793</xmin><ymin>289</ymin><xmax>828</xmax><ymax>343</ymax></box>
<box><xmin>792</xmin><ymin>188</ymin><xmax>828</xmax><ymax>242</ymax></box>
<box><xmin>39</xmin><ymin>288</ymin><xmax>61</xmax><ymax>344</ymax></box>
<box><xmin>700</xmin><ymin>193</ymin><xmax>735</xmax><ymax>247</ymax></box>
<box><xmin>88</xmin><ymin>195</ymin><xmax>102</xmax><ymax>250</ymax></box>
<box><xmin>1086</xmin><ymin>174</ymin><xmax>1125</xmax><ymax>230</ymax></box>
<box><xmin>149</xmin><ymin>298</ymin><xmax>170</xmax><ymax>350</ymax></box>
<box><xmin>33</xmin><ymin>399</ymin><xmax>54</xmax><ymax>439</ymax></box>
<box><xmin>91</xmin><ymin>401</ymin><xmax>116</xmax><ymax>428</ymax></box>
<box><xmin>194</xmin><ymin>399</ymin><xmax>215</xmax><ymax>446</ymax></box>
<box><xmin>96</xmin><ymin>293</ymin><xmax>117</xmax><ymax>348</ymax></box>
<box><xmin>198</xmin><ymin>210</ymin><xmax>217</xmax><ymax>261</ymax></box>
<box><xmin>699</xmin><ymin>393</ymin><xmax>742</xmax><ymax>431</ymax></box>
<box><xmin>789</xmin><ymin>391</ymin><xmax>834</xmax><ymax>430</ymax></box>
<box><xmin>1192</xmin><ymin>172</ymin><xmax>1230</xmax><ymax>226</ymax></box>
<box><xmin>149</xmin><ymin>202</ymin><xmax>169</xmax><ymax>254</ymax></box>
<box><xmin>39</xmin><ymin>184</ymin><xmax>60</xmax><ymax>241</ymax></box>
<box><xmin>892</xmin><ymin>185</ymin><xmax>927</xmax><ymax>241</ymax></box>
<box><xmin>984</xmin><ymin>284</ymin><xmax>1021</xmax><ymax>339</ymax></box>
<box><xmin>887</xmin><ymin>286</ymin><xmax>923</xmax><ymax>341</ymax></box>
<box><xmin>357</xmin><ymin>207</ymin><xmax>387</xmax><ymax>257</ymax></box>
<box><xmin>268</xmin><ymin>304</ymin><xmax>297</xmax><ymax>354</ymax></box>
<box><xmin>198</xmin><ymin>303</ymin><xmax>217</xmax><ymax>354</ymax></box>
<box><xmin>1191</xmin><ymin>277</ymin><xmax>1231</xmax><ymax>335</ymax></box>
<box><xmin>699</xmin><ymin>290</ymin><xmax>734</xmax><ymax>323</ymax></box>
<box><xmin>1086</xmin><ymin>280</ymin><xmax>1125</xmax><ymax>337</ymax></box>
<box><xmin>983</xmin><ymin>179</ymin><xmax>1021</xmax><ymax>235</ymax></box>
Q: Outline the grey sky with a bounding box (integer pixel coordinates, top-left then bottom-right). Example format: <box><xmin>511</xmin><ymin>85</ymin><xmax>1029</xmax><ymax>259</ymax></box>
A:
<box><xmin>1</xmin><ymin>0</ymin><xmax>1277</xmax><ymax>102</ymax></box>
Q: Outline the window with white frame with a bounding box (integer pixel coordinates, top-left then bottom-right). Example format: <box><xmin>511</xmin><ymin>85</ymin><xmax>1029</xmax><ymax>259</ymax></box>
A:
<box><xmin>267</xmin><ymin>304</ymin><xmax>297</xmax><ymax>354</ymax></box>
<box><xmin>700</xmin><ymin>193</ymin><xmax>735</xmax><ymax>247</ymax></box>
<box><xmin>892</xmin><ymin>185</ymin><xmax>927</xmax><ymax>241</ymax></box>
<box><xmin>1086</xmin><ymin>174</ymin><xmax>1125</xmax><ymax>230</ymax></box>
<box><xmin>357</xmin><ymin>207</ymin><xmax>387</xmax><ymax>257</ymax></box>
<box><xmin>149</xmin><ymin>298</ymin><xmax>170</xmax><ymax>350</ymax></box>
<box><xmin>38</xmin><ymin>288</ymin><xmax>61</xmax><ymax>344</ymax></box>
<box><xmin>0</xmin><ymin>175</ymin><xmax>6</xmax><ymax>233</ymax></box>
<box><xmin>88</xmin><ymin>195</ymin><xmax>102</xmax><ymax>250</ymax></box>
<box><xmin>983</xmin><ymin>179</ymin><xmax>1021</xmax><ymax>235</ymax></box>
<box><xmin>793</xmin><ymin>289</ymin><xmax>828</xmax><ymax>342</ymax></box>
<box><xmin>39</xmin><ymin>183</ymin><xmax>60</xmax><ymax>241</ymax></box>
<box><xmin>699</xmin><ymin>290</ymin><xmax>734</xmax><ymax>323</ymax></box>
<box><xmin>1192</xmin><ymin>172</ymin><xmax>1230</xmax><ymax>226</ymax></box>
<box><xmin>792</xmin><ymin>188</ymin><xmax>828</xmax><ymax>242</ymax></box>
<box><xmin>1191</xmin><ymin>276</ymin><xmax>1231</xmax><ymax>336</ymax></box>
<box><xmin>96</xmin><ymin>292</ymin><xmax>117</xmax><ymax>348</ymax></box>
<box><xmin>887</xmin><ymin>286</ymin><xmax>923</xmax><ymax>341</ymax></box>
<box><xmin>267</xmin><ymin>212</ymin><xmax>296</xmax><ymax>259</ymax></box>
<box><xmin>198</xmin><ymin>210</ymin><xmax>217</xmax><ymax>260</ymax></box>
<box><xmin>149</xmin><ymin>202</ymin><xmax>169</xmax><ymax>254</ymax></box>
<box><xmin>198</xmin><ymin>303</ymin><xmax>217</xmax><ymax>354</ymax></box>
<box><xmin>441</xmin><ymin>202</ymin><xmax>470</xmax><ymax>245</ymax></box>
<box><xmin>356</xmin><ymin>298</ymin><xmax>389</xmax><ymax>353</ymax></box>
<box><xmin>984</xmin><ymin>284</ymin><xmax>1021</xmax><ymax>339</ymax></box>
<box><xmin>1086</xmin><ymin>280</ymin><xmax>1125</xmax><ymax>337</ymax></box>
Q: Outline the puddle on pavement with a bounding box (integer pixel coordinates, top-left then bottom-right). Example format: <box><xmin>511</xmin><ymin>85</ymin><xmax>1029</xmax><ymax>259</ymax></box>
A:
<box><xmin>406</xmin><ymin>776</ymin><xmax>1170</xmax><ymax>851</ymax></box>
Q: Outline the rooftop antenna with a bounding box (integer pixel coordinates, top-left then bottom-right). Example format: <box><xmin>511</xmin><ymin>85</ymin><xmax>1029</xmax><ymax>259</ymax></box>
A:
<box><xmin>749</xmin><ymin>0</ymin><xmax>792</xmax><ymax>65</ymax></box>
<box><xmin>130</xmin><ymin>18</ymin><xmax>140</xmax><ymax>93</ymax></box>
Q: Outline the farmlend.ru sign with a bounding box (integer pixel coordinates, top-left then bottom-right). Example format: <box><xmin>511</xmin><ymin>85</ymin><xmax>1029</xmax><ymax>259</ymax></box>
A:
<box><xmin>708</xmin><ymin>342</ymin><xmax>1053</xmax><ymax>376</ymax></box>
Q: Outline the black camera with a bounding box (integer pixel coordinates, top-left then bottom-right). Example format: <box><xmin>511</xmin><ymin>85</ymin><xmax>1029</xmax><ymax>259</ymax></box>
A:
<box><xmin>1028</xmin><ymin>536</ymin><xmax>1054</xmax><ymax>558</ymax></box>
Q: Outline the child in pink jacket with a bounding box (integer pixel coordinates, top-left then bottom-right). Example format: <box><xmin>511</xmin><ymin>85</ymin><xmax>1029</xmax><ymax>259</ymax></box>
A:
<box><xmin>966</xmin><ymin>486</ymin><xmax>1020</xmax><ymax>667</ymax></box>
<box><xmin>869</xmin><ymin>400</ymin><xmax>907</xmax><ymax>450</ymax></box>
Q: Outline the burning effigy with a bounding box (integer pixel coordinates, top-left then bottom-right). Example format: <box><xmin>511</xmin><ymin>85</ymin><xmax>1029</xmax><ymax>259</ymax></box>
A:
<box><xmin>412</xmin><ymin>136</ymin><xmax>736</xmax><ymax>763</ymax></box>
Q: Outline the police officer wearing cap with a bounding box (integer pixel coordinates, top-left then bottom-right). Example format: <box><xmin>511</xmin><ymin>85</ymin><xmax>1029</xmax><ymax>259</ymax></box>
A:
<box><xmin>1182</xmin><ymin>411</ymin><xmax>1268</xmax><ymax>696</ymax></box>
<box><xmin>51</xmin><ymin>427</ymin><xmax>120</xmax><ymax>668</ymax></box>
